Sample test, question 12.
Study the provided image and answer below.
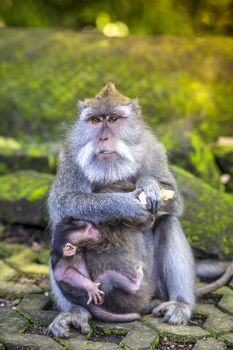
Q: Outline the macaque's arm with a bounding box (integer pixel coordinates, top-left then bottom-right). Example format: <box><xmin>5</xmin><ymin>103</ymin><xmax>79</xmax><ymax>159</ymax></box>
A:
<box><xmin>136</xmin><ymin>139</ymin><xmax>183</xmax><ymax>216</ymax></box>
<box><xmin>49</xmin><ymin>152</ymin><xmax>151</xmax><ymax>226</ymax></box>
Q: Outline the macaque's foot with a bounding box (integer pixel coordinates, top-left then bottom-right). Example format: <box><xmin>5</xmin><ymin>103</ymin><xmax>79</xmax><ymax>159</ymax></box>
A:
<box><xmin>87</xmin><ymin>282</ymin><xmax>105</xmax><ymax>305</ymax></box>
<box><xmin>152</xmin><ymin>301</ymin><xmax>191</xmax><ymax>325</ymax></box>
<box><xmin>131</xmin><ymin>264</ymin><xmax>144</xmax><ymax>293</ymax></box>
<box><xmin>48</xmin><ymin>312</ymin><xmax>90</xmax><ymax>338</ymax></box>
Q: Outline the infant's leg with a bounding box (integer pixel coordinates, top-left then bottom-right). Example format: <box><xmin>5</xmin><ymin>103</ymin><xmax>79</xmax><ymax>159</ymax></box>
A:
<box><xmin>96</xmin><ymin>264</ymin><xmax>144</xmax><ymax>294</ymax></box>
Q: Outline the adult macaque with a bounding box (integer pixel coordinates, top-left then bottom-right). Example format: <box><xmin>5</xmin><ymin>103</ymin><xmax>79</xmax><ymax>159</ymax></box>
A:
<box><xmin>48</xmin><ymin>83</ymin><xmax>195</xmax><ymax>337</ymax></box>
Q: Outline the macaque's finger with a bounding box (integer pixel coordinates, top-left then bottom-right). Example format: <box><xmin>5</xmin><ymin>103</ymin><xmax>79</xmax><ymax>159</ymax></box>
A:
<box><xmin>96</xmin><ymin>293</ymin><xmax>104</xmax><ymax>304</ymax></box>
<box><xmin>93</xmin><ymin>294</ymin><xmax>98</xmax><ymax>305</ymax></box>
<box><xmin>87</xmin><ymin>295</ymin><xmax>92</xmax><ymax>305</ymax></box>
<box><xmin>138</xmin><ymin>190</ymin><xmax>147</xmax><ymax>204</ymax></box>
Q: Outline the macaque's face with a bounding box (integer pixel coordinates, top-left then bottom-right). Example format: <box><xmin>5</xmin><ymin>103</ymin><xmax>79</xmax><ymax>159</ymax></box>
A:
<box><xmin>72</xmin><ymin>83</ymin><xmax>144</xmax><ymax>183</ymax></box>
<box><xmin>85</xmin><ymin>112</ymin><xmax>128</xmax><ymax>162</ymax></box>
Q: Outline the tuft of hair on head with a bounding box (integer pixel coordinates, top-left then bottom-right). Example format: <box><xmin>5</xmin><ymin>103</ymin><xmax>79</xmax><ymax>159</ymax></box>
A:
<box><xmin>82</xmin><ymin>82</ymin><xmax>131</xmax><ymax>108</ymax></box>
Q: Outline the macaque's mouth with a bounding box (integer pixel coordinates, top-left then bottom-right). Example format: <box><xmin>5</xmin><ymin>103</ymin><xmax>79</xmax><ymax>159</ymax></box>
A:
<box><xmin>98</xmin><ymin>150</ymin><xmax>118</xmax><ymax>161</ymax></box>
<box><xmin>99</xmin><ymin>150</ymin><xmax>116</xmax><ymax>154</ymax></box>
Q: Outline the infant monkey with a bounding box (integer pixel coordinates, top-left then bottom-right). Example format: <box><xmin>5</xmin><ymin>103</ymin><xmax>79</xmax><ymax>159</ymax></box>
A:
<box><xmin>51</xmin><ymin>220</ymin><xmax>143</xmax><ymax>313</ymax></box>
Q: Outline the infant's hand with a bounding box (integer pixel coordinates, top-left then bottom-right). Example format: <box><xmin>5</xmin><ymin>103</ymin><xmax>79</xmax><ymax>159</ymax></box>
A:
<box><xmin>87</xmin><ymin>282</ymin><xmax>105</xmax><ymax>305</ymax></box>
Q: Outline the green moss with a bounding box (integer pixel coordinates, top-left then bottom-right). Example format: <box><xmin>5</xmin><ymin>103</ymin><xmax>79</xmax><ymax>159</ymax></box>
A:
<box><xmin>213</xmin><ymin>145</ymin><xmax>233</xmax><ymax>158</ymax></box>
<box><xmin>7</xmin><ymin>247</ymin><xmax>49</xmax><ymax>275</ymax></box>
<box><xmin>0</xmin><ymin>261</ymin><xmax>17</xmax><ymax>282</ymax></box>
<box><xmin>0</xmin><ymin>170</ymin><xmax>54</xmax><ymax>201</ymax></box>
<box><xmin>15</xmin><ymin>306</ymin><xmax>33</xmax><ymax>322</ymax></box>
<box><xmin>0</xmin><ymin>242</ymin><xmax>25</xmax><ymax>258</ymax></box>
<box><xmin>18</xmin><ymin>321</ymin><xmax>31</xmax><ymax>334</ymax></box>
<box><xmin>54</xmin><ymin>338</ymin><xmax>72</xmax><ymax>350</ymax></box>
<box><xmin>188</xmin><ymin>132</ymin><xmax>222</xmax><ymax>189</ymax></box>
<box><xmin>157</xmin><ymin>123</ymin><xmax>222</xmax><ymax>189</ymax></box>
<box><xmin>0</xmin><ymin>30</ymin><xmax>233</xmax><ymax>143</ymax></box>
<box><xmin>0</xmin><ymin>136</ymin><xmax>21</xmax><ymax>153</ymax></box>
<box><xmin>173</xmin><ymin>166</ymin><xmax>233</xmax><ymax>258</ymax></box>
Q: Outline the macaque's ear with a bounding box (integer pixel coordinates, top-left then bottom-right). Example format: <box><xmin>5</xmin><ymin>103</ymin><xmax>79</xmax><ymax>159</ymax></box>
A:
<box><xmin>130</xmin><ymin>98</ymin><xmax>141</xmax><ymax>112</ymax></box>
<box><xmin>77</xmin><ymin>100</ymin><xmax>87</xmax><ymax>113</ymax></box>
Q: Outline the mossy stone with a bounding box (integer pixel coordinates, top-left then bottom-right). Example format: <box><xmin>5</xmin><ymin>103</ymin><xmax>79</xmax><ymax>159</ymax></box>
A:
<box><xmin>0</xmin><ymin>170</ymin><xmax>54</xmax><ymax>225</ymax></box>
<box><xmin>0</xmin><ymin>334</ymin><xmax>64</xmax><ymax>350</ymax></box>
<box><xmin>212</xmin><ymin>144</ymin><xmax>233</xmax><ymax>192</ymax></box>
<box><xmin>173</xmin><ymin>166</ymin><xmax>233</xmax><ymax>258</ymax></box>
<box><xmin>141</xmin><ymin>315</ymin><xmax>209</xmax><ymax>340</ymax></box>
<box><xmin>157</xmin><ymin>122</ymin><xmax>222</xmax><ymax>189</ymax></box>
<box><xmin>0</xmin><ymin>137</ymin><xmax>59</xmax><ymax>175</ymax></box>
<box><xmin>6</xmin><ymin>247</ymin><xmax>49</xmax><ymax>275</ymax></box>
<box><xmin>193</xmin><ymin>338</ymin><xmax>225</xmax><ymax>350</ymax></box>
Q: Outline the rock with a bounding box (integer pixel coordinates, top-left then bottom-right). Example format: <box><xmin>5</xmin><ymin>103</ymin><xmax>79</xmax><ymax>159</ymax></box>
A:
<box><xmin>212</xmin><ymin>143</ymin><xmax>233</xmax><ymax>192</ymax></box>
<box><xmin>173</xmin><ymin>166</ymin><xmax>233</xmax><ymax>258</ymax></box>
<box><xmin>0</xmin><ymin>136</ymin><xmax>59</xmax><ymax>175</ymax></box>
<box><xmin>141</xmin><ymin>315</ymin><xmax>209</xmax><ymax>340</ymax></box>
<box><xmin>0</xmin><ymin>170</ymin><xmax>54</xmax><ymax>225</ymax></box>
<box><xmin>157</xmin><ymin>122</ymin><xmax>222</xmax><ymax>190</ymax></box>
<box><xmin>193</xmin><ymin>338</ymin><xmax>225</xmax><ymax>350</ymax></box>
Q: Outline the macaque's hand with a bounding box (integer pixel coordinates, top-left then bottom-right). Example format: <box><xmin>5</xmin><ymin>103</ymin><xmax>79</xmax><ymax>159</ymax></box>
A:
<box><xmin>87</xmin><ymin>281</ymin><xmax>105</xmax><ymax>305</ymax></box>
<box><xmin>136</xmin><ymin>177</ymin><xmax>162</xmax><ymax>215</ymax></box>
<box><xmin>113</xmin><ymin>192</ymin><xmax>153</xmax><ymax>225</ymax></box>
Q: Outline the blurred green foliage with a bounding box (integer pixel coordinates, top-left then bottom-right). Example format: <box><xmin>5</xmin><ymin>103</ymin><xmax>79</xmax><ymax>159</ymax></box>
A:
<box><xmin>0</xmin><ymin>0</ymin><xmax>233</xmax><ymax>36</ymax></box>
<box><xmin>0</xmin><ymin>30</ymin><xmax>232</xmax><ymax>143</ymax></box>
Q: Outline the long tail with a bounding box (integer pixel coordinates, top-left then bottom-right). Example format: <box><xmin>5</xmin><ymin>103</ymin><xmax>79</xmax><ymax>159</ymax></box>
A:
<box><xmin>195</xmin><ymin>260</ymin><xmax>230</xmax><ymax>279</ymax></box>
<box><xmin>196</xmin><ymin>261</ymin><xmax>233</xmax><ymax>297</ymax></box>
<box><xmin>89</xmin><ymin>305</ymin><xmax>140</xmax><ymax>322</ymax></box>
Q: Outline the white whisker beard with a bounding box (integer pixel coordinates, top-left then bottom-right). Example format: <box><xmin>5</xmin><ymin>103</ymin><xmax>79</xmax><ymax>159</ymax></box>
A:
<box><xmin>76</xmin><ymin>140</ymin><xmax>142</xmax><ymax>184</ymax></box>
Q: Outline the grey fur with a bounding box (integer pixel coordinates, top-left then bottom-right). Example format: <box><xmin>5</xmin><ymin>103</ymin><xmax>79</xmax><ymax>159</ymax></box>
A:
<box><xmin>48</xmin><ymin>88</ymin><xmax>195</xmax><ymax>337</ymax></box>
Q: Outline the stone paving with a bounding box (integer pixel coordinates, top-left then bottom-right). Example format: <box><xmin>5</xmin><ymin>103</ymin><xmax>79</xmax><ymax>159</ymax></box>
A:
<box><xmin>0</xmin><ymin>242</ymin><xmax>233</xmax><ymax>349</ymax></box>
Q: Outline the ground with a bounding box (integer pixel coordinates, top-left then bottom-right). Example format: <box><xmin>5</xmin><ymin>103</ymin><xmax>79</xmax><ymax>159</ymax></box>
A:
<box><xmin>0</xmin><ymin>226</ymin><xmax>233</xmax><ymax>350</ymax></box>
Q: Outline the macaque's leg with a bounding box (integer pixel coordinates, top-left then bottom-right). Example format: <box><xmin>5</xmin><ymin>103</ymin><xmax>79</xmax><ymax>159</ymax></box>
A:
<box><xmin>49</xmin><ymin>266</ymin><xmax>91</xmax><ymax>338</ymax></box>
<box><xmin>55</xmin><ymin>254</ymin><xmax>104</xmax><ymax>305</ymax></box>
<box><xmin>96</xmin><ymin>264</ymin><xmax>143</xmax><ymax>294</ymax></box>
<box><xmin>49</xmin><ymin>309</ymin><xmax>91</xmax><ymax>338</ymax></box>
<box><xmin>152</xmin><ymin>215</ymin><xmax>195</xmax><ymax>325</ymax></box>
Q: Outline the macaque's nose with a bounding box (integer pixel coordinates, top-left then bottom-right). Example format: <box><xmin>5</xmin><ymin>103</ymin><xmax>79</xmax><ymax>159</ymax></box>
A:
<box><xmin>100</xmin><ymin>136</ymin><xmax>108</xmax><ymax>142</ymax></box>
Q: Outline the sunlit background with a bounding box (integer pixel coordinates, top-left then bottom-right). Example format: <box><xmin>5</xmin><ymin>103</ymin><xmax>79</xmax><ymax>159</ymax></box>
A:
<box><xmin>0</xmin><ymin>0</ymin><xmax>233</xmax><ymax>193</ymax></box>
<box><xmin>1</xmin><ymin>0</ymin><xmax>233</xmax><ymax>36</ymax></box>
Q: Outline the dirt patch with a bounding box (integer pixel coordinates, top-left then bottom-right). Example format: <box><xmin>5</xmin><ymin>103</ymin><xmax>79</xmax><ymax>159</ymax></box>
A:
<box><xmin>25</xmin><ymin>324</ymin><xmax>52</xmax><ymax>337</ymax></box>
<box><xmin>188</xmin><ymin>315</ymin><xmax>206</xmax><ymax>327</ymax></box>
<box><xmin>89</xmin><ymin>332</ymin><xmax>126</xmax><ymax>344</ymax></box>
<box><xmin>155</xmin><ymin>336</ymin><xmax>194</xmax><ymax>349</ymax></box>
<box><xmin>0</xmin><ymin>298</ymin><xmax>20</xmax><ymax>307</ymax></box>
<box><xmin>3</xmin><ymin>224</ymin><xmax>50</xmax><ymax>248</ymax></box>
<box><xmin>198</xmin><ymin>293</ymin><xmax>222</xmax><ymax>305</ymax></box>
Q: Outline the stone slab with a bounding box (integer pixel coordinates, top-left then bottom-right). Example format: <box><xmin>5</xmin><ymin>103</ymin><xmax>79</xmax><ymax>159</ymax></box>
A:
<box><xmin>193</xmin><ymin>337</ymin><xmax>225</xmax><ymax>350</ymax></box>
<box><xmin>141</xmin><ymin>315</ymin><xmax>210</xmax><ymax>340</ymax></box>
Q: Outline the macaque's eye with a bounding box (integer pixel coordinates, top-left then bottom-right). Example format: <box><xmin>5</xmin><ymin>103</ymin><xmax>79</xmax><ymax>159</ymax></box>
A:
<box><xmin>108</xmin><ymin>115</ymin><xmax>119</xmax><ymax>123</ymax></box>
<box><xmin>91</xmin><ymin>117</ymin><xmax>102</xmax><ymax>124</ymax></box>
